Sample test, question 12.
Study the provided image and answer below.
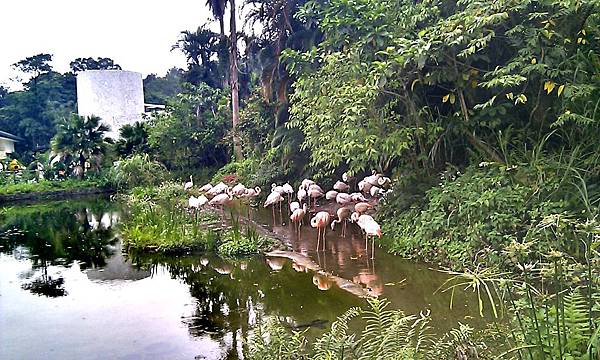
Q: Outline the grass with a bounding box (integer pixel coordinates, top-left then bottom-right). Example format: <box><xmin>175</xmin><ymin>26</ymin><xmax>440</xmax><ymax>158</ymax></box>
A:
<box><xmin>120</xmin><ymin>183</ymin><xmax>272</xmax><ymax>255</ymax></box>
<box><xmin>0</xmin><ymin>179</ymin><xmax>104</xmax><ymax>196</ymax></box>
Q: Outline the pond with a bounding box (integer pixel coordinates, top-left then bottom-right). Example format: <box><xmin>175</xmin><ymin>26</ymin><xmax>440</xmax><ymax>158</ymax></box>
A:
<box><xmin>0</xmin><ymin>197</ymin><xmax>484</xmax><ymax>360</ymax></box>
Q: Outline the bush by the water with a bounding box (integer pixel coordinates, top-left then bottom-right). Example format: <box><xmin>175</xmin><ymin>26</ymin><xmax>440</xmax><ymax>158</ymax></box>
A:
<box><xmin>111</xmin><ymin>154</ymin><xmax>167</xmax><ymax>189</ymax></box>
<box><xmin>121</xmin><ymin>183</ymin><xmax>272</xmax><ymax>255</ymax></box>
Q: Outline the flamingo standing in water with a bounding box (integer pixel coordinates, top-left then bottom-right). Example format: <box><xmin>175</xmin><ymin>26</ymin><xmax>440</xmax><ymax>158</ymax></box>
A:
<box><xmin>290</xmin><ymin>203</ymin><xmax>308</xmax><ymax>234</ymax></box>
<box><xmin>209</xmin><ymin>189</ymin><xmax>234</xmax><ymax>225</ymax></box>
<box><xmin>282</xmin><ymin>183</ymin><xmax>294</xmax><ymax>207</ymax></box>
<box><xmin>311</xmin><ymin>211</ymin><xmax>331</xmax><ymax>251</ymax></box>
<box><xmin>330</xmin><ymin>207</ymin><xmax>351</xmax><ymax>237</ymax></box>
<box><xmin>352</xmin><ymin>213</ymin><xmax>382</xmax><ymax>259</ymax></box>
<box><xmin>308</xmin><ymin>185</ymin><xmax>324</xmax><ymax>209</ymax></box>
<box><xmin>264</xmin><ymin>191</ymin><xmax>284</xmax><ymax>223</ymax></box>
<box><xmin>240</xmin><ymin>186</ymin><xmax>261</xmax><ymax>218</ymax></box>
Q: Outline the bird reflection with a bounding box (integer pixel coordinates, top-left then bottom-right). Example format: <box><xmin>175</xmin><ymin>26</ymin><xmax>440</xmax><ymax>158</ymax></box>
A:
<box><xmin>312</xmin><ymin>273</ymin><xmax>333</xmax><ymax>291</ymax></box>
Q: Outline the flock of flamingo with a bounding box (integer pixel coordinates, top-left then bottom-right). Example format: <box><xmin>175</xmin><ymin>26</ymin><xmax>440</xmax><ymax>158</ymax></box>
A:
<box><xmin>184</xmin><ymin>171</ymin><xmax>391</xmax><ymax>258</ymax></box>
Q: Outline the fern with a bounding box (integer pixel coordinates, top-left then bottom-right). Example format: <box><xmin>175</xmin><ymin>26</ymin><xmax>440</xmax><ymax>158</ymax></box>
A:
<box><xmin>313</xmin><ymin>306</ymin><xmax>361</xmax><ymax>359</ymax></box>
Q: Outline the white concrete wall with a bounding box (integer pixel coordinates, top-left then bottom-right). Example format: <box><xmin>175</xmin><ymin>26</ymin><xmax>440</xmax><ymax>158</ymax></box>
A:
<box><xmin>77</xmin><ymin>70</ymin><xmax>145</xmax><ymax>139</ymax></box>
<box><xmin>0</xmin><ymin>137</ymin><xmax>15</xmax><ymax>159</ymax></box>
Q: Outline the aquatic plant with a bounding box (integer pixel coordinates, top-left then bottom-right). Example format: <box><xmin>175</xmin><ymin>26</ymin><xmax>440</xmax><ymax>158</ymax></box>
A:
<box><xmin>247</xmin><ymin>298</ymin><xmax>487</xmax><ymax>360</ymax></box>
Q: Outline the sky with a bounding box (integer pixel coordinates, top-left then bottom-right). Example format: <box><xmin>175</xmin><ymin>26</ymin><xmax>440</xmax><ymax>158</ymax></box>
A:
<box><xmin>0</xmin><ymin>0</ymin><xmax>225</xmax><ymax>89</ymax></box>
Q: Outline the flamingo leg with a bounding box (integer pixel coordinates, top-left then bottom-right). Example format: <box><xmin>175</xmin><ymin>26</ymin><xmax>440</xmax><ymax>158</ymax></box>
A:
<box><xmin>323</xmin><ymin>227</ymin><xmax>326</xmax><ymax>251</ymax></box>
<box><xmin>316</xmin><ymin>227</ymin><xmax>320</xmax><ymax>251</ymax></box>
<box><xmin>371</xmin><ymin>238</ymin><xmax>375</xmax><ymax>260</ymax></box>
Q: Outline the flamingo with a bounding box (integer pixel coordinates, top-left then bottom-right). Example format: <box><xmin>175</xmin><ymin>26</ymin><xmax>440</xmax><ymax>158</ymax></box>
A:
<box><xmin>207</xmin><ymin>182</ymin><xmax>228</xmax><ymax>197</ymax></box>
<box><xmin>358</xmin><ymin>180</ymin><xmax>373</xmax><ymax>195</ymax></box>
<box><xmin>240</xmin><ymin>186</ymin><xmax>261</xmax><ymax>218</ymax></box>
<box><xmin>271</xmin><ymin>183</ymin><xmax>285</xmax><ymax>195</ymax></box>
<box><xmin>364</xmin><ymin>170</ymin><xmax>382</xmax><ymax>186</ymax></box>
<box><xmin>188</xmin><ymin>195</ymin><xmax>208</xmax><ymax>209</ymax></box>
<box><xmin>241</xmin><ymin>186</ymin><xmax>262</xmax><ymax>200</ymax></box>
<box><xmin>325</xmin><ymin>190</ymin><xmax>339</xmax><ymax>201</ymax></box>
<box><xmin>355</xmin><ymin>214</ymin><xmax>382</xmax><ymax>258</ymax></box>
<box><xmin>343</xmin><ymin>172</ymin><xmax>356</xmax><ymax>191</ymax></box>
<box><xmin>354</xmin><ymin>202</ymin><xmax>373</xmax><ymax>214</ymax></box>
<box><xmin>209</xmin><ymin>189</ymin><xmax>234</xmax><ymax>225</ymax></box>
<box><xmin>336</xmin><ymin>192</ymin><xmax>353</xmax><ymax>206</ymax></box>
<box><xmin>184</xmin><ymin>175</ymin><xmax>194</xmax><ymax>191</ymax></box>
<box><xmin>297</xmin><ymin>188</ymin><xmax>307</xmax><ymax>203</ymax></box>
<box><xmin>308</xmin><ymin>186</ymin><xmax>324</xmax><ymax>208</ymax></box>
<box><xmin>378</xmin><ymin>176</ymin><xmax>392</xmax><ymax>188</ymax></box>
<box><xmin>330</xmin><ymin>207</ymin><xmax>351</xmax><ymax>237</ymax></box>
<box><xmin>290</xmin><ymin>203</ymin><xmax>308</xmax><ymax>234</ymax></box>
<box><xmin>199</xmin><ymin>183</ymin><xmax>213</xmax><ymax>192</ymax></box>
<box><xmin>231</xmin><ymin>183</ymin><xmax>247</xmax><ymax>197</ymax></box>
<box><xmin>333</xmin><ymin>181</ymin><xmax>350</xmax><ymax>192</ymax></box>
<box><xmin>370</xmin><ymin>185</ymin><xmax>384</xmax><ymax>197</ymax></box>
<box><xmin>290</xmin><ymin>201</ymin><xmax>301</xmax><ymax>213</ymax></box>
<box><xmin>301</xmin><ymin>178</ymin><xmax>316</xmax><ymax>190</ymax></box>
<box><xmin>264</xmin><ymin>191</ymin><xmax>284</xmax><ymax>222</ymax></box>
<box><xmin>282</xmin><ymin>183</ymin><xmax>294</xmax><ymax>203</ymax></box>
<box><xmin>311</xmin><ymin>211</ymin><xmax>331</xmax><ymax>251</ymax></box>
<box><xmin>351</xmin><ymin>192</ymin><xmax>367</xmax><ymax>202</ymax></box>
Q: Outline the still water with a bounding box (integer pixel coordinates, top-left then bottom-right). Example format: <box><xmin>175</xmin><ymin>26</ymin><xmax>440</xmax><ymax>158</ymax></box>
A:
<box><xmin>0</xmin><ymin>197</ymin><xmax>481</xmax><ymax>360</ymax></box>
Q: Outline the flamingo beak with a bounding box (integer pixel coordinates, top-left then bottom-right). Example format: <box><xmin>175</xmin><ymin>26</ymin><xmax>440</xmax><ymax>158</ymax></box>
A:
<box><xmin>376</xmin><ymin>229</ymin><xmax>382</xmax><ymax>238</ymax></box>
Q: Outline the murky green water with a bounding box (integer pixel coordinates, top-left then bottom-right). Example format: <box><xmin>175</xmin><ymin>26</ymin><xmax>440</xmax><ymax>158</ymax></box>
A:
<box><xmin>0</xmin><ymin>197</ymin><xmax>483</xmax><ymax>360</ymax></box>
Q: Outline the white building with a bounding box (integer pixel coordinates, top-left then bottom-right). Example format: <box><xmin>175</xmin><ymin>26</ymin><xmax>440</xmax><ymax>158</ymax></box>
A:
<box><xmin>0</xmin><ymin>130</ymin><xmax>20</xmax><ymax>160</ymax></box>
<box><xmin>76</xmin><ymin>70</ymin><xmax>145</xmax><ymax>139</ymax></box>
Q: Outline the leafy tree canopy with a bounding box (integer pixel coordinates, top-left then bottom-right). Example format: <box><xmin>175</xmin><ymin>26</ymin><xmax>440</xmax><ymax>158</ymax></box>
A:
<box><xmin>69</xmin><ymin>57</ymin><xmax>122</xmax><ymax>72</ymax></box>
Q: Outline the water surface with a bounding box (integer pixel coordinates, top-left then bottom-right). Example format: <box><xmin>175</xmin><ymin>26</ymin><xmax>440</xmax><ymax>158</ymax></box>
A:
<box><xmin>0</xmin><ymin>197</ymin><xmax>482</xmax><ymax>360</ymax></box>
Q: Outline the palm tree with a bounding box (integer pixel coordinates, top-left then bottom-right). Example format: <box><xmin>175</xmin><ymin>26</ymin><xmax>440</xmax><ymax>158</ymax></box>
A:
<box><xmin>115</xmin><ymin>121</ymin><xmax>149</xmax><ymax>158</ymax></box>
<box><xmin>229</xmin><ymin>0</ymin><xmax>243</xmax><ymax>160</ymax></box>
<box><xmin>207</xmin><ymin>0</ymin><xmax>243</xmax><ymax>160</ymax></box>
<box><xmin>206</xmin><ymin>0</ymin><xmax>227</xmax><ymax>35</ymax></box>
<box><xmin>51</xmin><ymin>114</ymin><xmax>109</xmax><ymax>178</ymax></box>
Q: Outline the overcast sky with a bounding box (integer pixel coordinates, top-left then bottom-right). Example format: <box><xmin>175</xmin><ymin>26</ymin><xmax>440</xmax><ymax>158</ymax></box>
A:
<box><xmin>0</xmin><ymin>0</ymin><xmax>227</xmax><ymax>89</ymax></box>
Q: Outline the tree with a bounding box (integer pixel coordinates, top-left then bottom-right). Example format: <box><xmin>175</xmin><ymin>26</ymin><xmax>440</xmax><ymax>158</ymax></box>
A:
<box><xmin>115</xmin><ymin>121</ymin><xmax>150</xmax><ymax>158</ymax></box>
<box><xmin>69</xmin><ymin>57</ymin><xmax>122</xmax><ymax>72</ymax></box>
<box><xmin>206</xmin><ymin>0</ymin><xmax>227</xmax><ymax>35</ymax></box>
<box><xmin>143</xmin><ymin>68</ymin><xmax>185</xmax><ymax>104</ymax></box>
<box><xmin>12</xmin><ymin>54</ymin><xmax>53</xmax><ymax>82</ymax></box>
<box><xmin>172</xmin><ymin>26</ymin><xmax>228</xmax><ymax>88</ymax></box>
<box><xmin>51</xmin><ymin>114</ymin><xmax>110</xmax><ymax>178</ymax></box>
<box><xmin>147</xmin><ymin>84</ymin><xmax>230</xmax><ymax>171</ymax></box>
<box><xmin>229</xmin><ymin>0</ymin><xmax>243</xmax><ymax>160</ymax></box>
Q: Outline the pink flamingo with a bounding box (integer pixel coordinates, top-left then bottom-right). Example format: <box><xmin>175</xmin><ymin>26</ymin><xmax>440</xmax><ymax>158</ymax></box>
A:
<box><xmin>354</xmin><ymin>202</ymin><xmax>373</xmax><ymax>214</ymax></box>
<box><xmin>330</xmin><ymin>207</ymin><xmax>351</xmax><ymax>237</ymax></box>
<box><xmin>308</xmin><ymin>186</ymin><xmax>324</xmax><ymax>209</ymax></box>
<box><xmin>311</xmin><ymin>211</ymin><xmax>331</xmax><ymax>251</ymax></box>
<box><xmin>264</xmin><ymin>191</ymin><xmax>284</xmax><ymax>223</ymax></box>
<box><xmin>336</xmin><ymin>192</ymin><xmax>353</xmax><ymax>206</ymax></box>
<box><xmin>209</xmin><ymin>189</ymin><xmax>234</xmax><ymax>225</ymax></box>
<box><xmin>290</xmin><ymin>203</ymin><xmax>308</xmax><ymax>235</ymax></box>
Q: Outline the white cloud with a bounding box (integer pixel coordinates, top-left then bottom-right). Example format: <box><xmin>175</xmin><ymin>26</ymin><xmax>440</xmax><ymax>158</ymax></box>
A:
<box><xmin>0</xmin><ymin>0</ymin><xmax>223</xmax><ymax>88</ymax></box>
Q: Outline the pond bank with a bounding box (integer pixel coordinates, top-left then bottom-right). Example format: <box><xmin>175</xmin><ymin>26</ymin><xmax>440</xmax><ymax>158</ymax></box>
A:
<box><xmin>0</xmin><ymin>187</ymin><xmax>114</xmax><ymax>204</ymax></box>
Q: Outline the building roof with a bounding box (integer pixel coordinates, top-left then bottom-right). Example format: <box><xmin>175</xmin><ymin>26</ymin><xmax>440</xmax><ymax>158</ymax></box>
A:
<box><xmin>0</xmin><ymin>130</ymin><xmax>22</xmax><ymax>142</ymax></box>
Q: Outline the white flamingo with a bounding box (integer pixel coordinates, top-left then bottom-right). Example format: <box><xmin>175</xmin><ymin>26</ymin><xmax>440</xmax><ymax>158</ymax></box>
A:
<box><xmin>184</xmin><ymin>175</ymin><xmax>194</xmax><ymax>191</ymax></box>
<box><xmin>264</xmin><ymin>191</ymin><xmax>284</xmax><ymax>222</ymax></box>
<box><xmin>353</xmin><ymin>213</ymin><xmax>382</xmax><ymax>258</ymax></box>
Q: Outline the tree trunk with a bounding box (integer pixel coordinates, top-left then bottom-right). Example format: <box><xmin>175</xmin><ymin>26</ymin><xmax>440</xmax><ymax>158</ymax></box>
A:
<box><xmin>229</xmin><ymin>0</ymin><xmax>243</xmax><ymax>160</ymax></box>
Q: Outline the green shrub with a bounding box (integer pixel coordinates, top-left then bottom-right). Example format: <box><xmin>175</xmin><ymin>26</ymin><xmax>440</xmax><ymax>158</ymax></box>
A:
<box><xmin>111</xmin><ymin>154</ymin><xmax>167</xmax><ymax>189</ymax></box>
<box><xmin>381</xmin><ymin>162</ymin><xmax>572</xmax><ymax>269</ymax></box>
